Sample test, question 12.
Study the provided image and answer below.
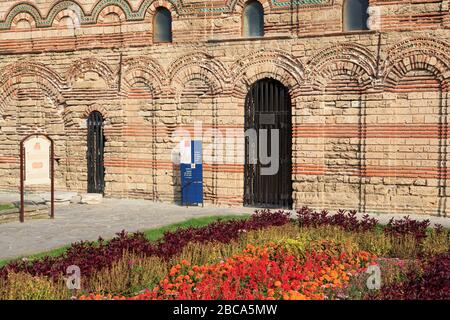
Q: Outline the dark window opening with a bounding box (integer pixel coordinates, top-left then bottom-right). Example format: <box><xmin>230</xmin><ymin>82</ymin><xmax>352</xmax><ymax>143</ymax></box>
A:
<box><xmin>154</xmin><ymin>7</ymin><xmax>172</xmax><ymax>43</ymax></box>
<box><xmin>243</xmin><ymin>1</ymin><xmax>264</xmax><ymax>37</ymax></box>
<box><xmin>343</xmin><ymin>0</ymin><xmax>369</xmax><ymax>31</ymax></box>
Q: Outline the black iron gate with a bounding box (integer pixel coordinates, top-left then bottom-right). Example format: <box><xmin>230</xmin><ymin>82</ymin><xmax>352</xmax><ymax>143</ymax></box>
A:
<box><xmin>87</xmin><ymin>111</ymin><xmax>105</xmax><ymax>194</ymax></box>
<box><xmin>244</xmin><ymin>78</ymin><xmax>293</xmax><ymax>208</ymax></box>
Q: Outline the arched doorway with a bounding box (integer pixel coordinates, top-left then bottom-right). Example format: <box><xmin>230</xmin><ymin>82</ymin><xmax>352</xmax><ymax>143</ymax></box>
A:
<box><xmin>87</xmin><ymin>111</ymin><xmax>105</xmax><ymax>194</ymax></box>
<box><xmin>244</xmin><ymin>78</ymin><xmax>293</xmax><ymax>208</ymax></box>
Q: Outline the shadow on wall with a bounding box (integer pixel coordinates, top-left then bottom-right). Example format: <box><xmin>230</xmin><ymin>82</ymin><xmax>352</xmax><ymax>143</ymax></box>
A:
<box><xmin>355</xmin><ymin>77</ymin><xmax>448</xmax><ymax>217</ymax></box>
<box><xmin>172</xmin><ymin>163</ymin><xmax>181</xmax><ymax>206</ymax></box>
<box><xmin>437</xmin><ymin>88</ymin><xmax>448</xmax><ymax>217</ymax></box>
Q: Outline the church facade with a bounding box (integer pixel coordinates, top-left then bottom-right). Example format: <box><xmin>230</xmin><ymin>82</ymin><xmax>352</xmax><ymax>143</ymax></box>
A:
<box><xmin>0</xmin><ymin>0</ymin><xmax>449</xmax><ymax>215</ymax></box>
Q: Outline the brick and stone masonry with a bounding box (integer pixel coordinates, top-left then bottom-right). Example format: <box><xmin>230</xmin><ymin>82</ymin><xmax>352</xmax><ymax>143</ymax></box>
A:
<box><xmin>0</xmin><ymin>0</ymin><xmax>449</xmax><ymax>215</ymax></box>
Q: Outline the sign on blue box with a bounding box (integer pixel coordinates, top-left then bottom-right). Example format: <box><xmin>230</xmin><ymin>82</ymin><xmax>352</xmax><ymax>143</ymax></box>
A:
<box><xmin>180</xmin><ymin>140</ymin><xmax>203</xmax><ymax>206</ymax></box>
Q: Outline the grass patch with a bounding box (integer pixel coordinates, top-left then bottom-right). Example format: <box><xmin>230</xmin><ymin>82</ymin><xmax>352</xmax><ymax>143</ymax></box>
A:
<box><xmin>0</xmin><ymin>214</ymin><xmax>249</xmax><ymax>268</ymax></box>
<box><xmin>0</xmin><ymin>203</ymin><xmax>15</xmax><ymax>211</ymax></box>
<box><xmin>143</xmin><ymin>215</ymin><xmax>248</xmax><ymax>241</ymax></box>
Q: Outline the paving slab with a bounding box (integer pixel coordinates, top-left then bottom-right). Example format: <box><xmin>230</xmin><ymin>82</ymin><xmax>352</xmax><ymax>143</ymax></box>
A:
<box><xmin>0</xmin><ymin>198</ymin><xmax>255</xmax><ymax>261</ymax></box>
<box><xmin>0</xmin><ymin>196</ymin><xmax>448</xmax><ymax>262</ymax></box>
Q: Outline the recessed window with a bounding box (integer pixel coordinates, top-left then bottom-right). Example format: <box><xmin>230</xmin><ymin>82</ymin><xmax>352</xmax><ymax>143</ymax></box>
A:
<box><xmin>343</xmin><ymin>0</ymin><xmax>369</xmax><ymax>31</ymax></box>
<box><xmin>60</xmin><ymin>16</ymin><xmax>74</xmax><ymax>29</ymax></box>
<box><xmin>154</xmin><ymin>7</ymin><xmax>172</xmax><ymax>43</ymax></box>
<box><xmin>103</xmin><ymin>12</ymin><xmax>121</xmax><ymax>24</ymax></box>
<box><xmin>16</xmin><ymin>19</ymin><xmax>32</xmax><ymax>29</ymax></box>
<box><xmin>243</xmin><ymin>1</ymin><xmax>264</xmax><ymax>37</ymax></box>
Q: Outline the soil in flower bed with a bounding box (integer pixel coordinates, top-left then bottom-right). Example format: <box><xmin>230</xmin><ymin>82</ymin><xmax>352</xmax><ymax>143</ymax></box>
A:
<box><xmin>0</xmin><ymin>208</ymin><xmax>448</xmax><ymax>300</ymax></box>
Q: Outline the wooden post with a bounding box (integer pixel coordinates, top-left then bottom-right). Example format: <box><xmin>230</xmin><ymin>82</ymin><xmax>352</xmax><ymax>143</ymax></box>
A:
<box><xmin>50</xmin><ymin>138</ymin><xmax>54</xmax><ymax>219</ymax></box>
<box><xmin>19</xmin><ymin>140</ymin><xmax>24</xmax><ymax>223</ymax></box>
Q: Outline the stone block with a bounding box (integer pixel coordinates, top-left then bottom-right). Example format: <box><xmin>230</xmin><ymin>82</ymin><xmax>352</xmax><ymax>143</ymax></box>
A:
<box><xmin>80</xmin><ymin>193</ymin><xmax>103</xmax><ymax>205</ymax></box>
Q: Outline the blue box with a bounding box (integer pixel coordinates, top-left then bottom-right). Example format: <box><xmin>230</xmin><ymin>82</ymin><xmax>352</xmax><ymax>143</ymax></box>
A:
<box><xmin>180</xmin><ymin>140</ymin><xmax>203</xmax><ymax>206</ymax></box>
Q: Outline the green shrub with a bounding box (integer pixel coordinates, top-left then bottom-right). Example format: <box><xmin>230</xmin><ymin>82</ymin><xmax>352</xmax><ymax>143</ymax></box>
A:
<box><xmin>277</xmin><ymin>238</ymin><xmax>309</xmax><ymax>259</ymax></box>
<box><xmin>421</xmin><ymin>228</ymin><xmax>450</xmax><ymax>257</ymax></box>
<box><xmin>86</xmin><ymin>252</ymin><xmax>167</xmax><ymax>296</ymax></box>
<box><xmin>357</xmin><ymin>231</ymin><xmax>392</xmax><ymax>257</ymax></box>
<box><xmin>388</xmin><ymin>234</ymin><xmax>420</xmax><ymax>259</ymax></box>
<box><xmin>0</xmin><ymin>272</ymin><xmax>68</xmax><ymax>300</ymax></box>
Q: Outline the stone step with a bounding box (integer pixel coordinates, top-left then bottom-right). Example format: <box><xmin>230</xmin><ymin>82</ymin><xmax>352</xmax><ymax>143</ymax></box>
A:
<box><xmin>39</xmin><ymin>192</ymin><xmax>78</xmax><ymax>203</ymax></box>
<box><xmin>0</xmin><ymin>204</ymin><xmax>50</xmax><ymax>223</ymax></box>
<box><xmin>79</xmin><ymin>193</ymin><xmax>103</xmax><ymax>204</ymax></box>
<box><xmin>0</xmin><ymin>192</ymin><xmax>103</xmax><ymax>206</ymax></box>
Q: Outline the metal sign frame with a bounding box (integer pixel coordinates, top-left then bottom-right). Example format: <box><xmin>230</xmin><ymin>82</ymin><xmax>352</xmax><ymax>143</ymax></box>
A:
<box><xmin>19</xmin><ymin>134</ymin><xmax>55</xmax><ymax>223</ymax></box>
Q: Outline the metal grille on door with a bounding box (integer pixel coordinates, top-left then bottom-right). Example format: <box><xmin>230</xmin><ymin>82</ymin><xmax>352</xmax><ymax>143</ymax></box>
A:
<box><xmin>244</xmin><ymin>79</ymin><xmax>293</xmax><ymax>209</ymax></box>
<box><xmin>87</xmin><ymin>111</ymin><xmax>105</xmax><ymax>194</ymax></box>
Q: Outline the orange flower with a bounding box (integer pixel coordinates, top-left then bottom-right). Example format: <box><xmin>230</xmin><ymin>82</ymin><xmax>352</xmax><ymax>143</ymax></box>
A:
<box><xmin>181</xmin><ymin>259</ymin><xmax>190</xmax><ymax>266</ymax></box>
<box><xmin>169</xmin><ymin>267</ymin><xmax>178</xmax><ymax>276</ymax></box>
<box><xmin>78</xmin><ymin>241</ymin><xmax>376</xmax><ymax>301</ymax></box>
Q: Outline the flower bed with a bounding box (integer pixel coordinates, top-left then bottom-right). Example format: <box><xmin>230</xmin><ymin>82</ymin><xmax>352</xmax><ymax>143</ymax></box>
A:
<box><xmin>0</xmin><ymin>208</ymin><xmax>448</xmax><ymax>300</ymax></box>
<box><xmin>369</xmin><ymin>250</ymin><xmax>450</xmax><ymax>300</ymax></box>
<box><xmin>79</xmin><ymin>242</ymin><xmax>376</xmax><ymax>300</ymax></box>
<box><xmin>0</xmin><ymin>210</ymin><xmax>290</xmax><ymax>281</ymax></box>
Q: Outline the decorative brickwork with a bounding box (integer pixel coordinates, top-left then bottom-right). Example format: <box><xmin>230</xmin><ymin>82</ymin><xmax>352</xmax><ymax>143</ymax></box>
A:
<box><xmin>0</xmin><ymin>0</ymin><xmax>449</xmax><ymax>215</ymax></box>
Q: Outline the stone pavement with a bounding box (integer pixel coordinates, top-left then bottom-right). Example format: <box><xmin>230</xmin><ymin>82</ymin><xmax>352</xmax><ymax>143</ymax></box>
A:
<box><xmin>0</xmin><ymin>198</ymin><xmax>254</xmax><ymax>261</ymax></box>
<box><xmin>0</xmin><ymin>196</ymin><xmax>449</xmax><ymax>261</ymax></box>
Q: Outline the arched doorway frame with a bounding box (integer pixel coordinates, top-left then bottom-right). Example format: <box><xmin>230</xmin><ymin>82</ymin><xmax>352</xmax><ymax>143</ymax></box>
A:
<box><xmin>87</xmin><ymin>111</ymin><xmax>105</xmax><ymax>194</ymax></box>
<box><xmin>244</xmin><ymin>77</ymin><xmax>293</xmax><ymax>208</ymax></box>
